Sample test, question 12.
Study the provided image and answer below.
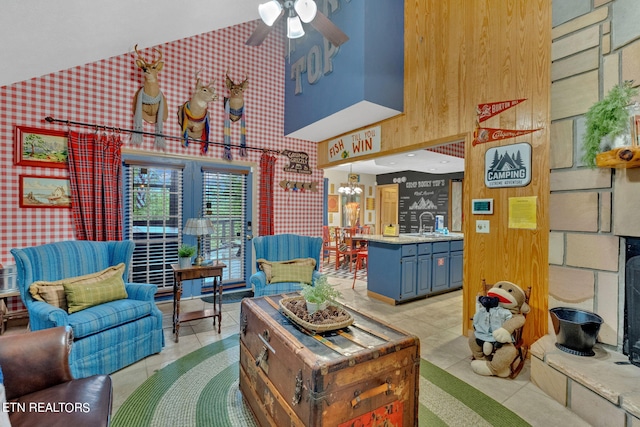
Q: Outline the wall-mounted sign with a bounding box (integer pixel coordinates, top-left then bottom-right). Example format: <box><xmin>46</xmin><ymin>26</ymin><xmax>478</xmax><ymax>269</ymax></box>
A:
<box><xmin>477</xmin><ymin>98</ymin><xmax>526</xmax><ymax>122</ymax></box>
<box><xmin>485</xmin><ymin>142</ymin><xmax>531</xmax><ymax>188</ymax></box>
<box><xmin>473</xmin><ymin>127</ymin><xmax>541</xmax><ymax>146</ymax></box>
<box><xmin>509</xmin><ymin>196</ymin><xmax>537</xmax><ymax>229</ymax></box>
<box><xmin>282</xmin><ymin>150</ymin><xmax>311</xmax><ymax>174</ymax></box>
<box><xmin>328</xmin><ymin>126</ymin><xmax>381</xmax><ymax>162</ymax></box>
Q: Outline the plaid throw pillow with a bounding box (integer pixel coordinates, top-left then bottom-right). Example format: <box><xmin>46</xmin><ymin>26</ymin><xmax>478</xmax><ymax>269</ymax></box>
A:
<box><xmin>62</xmin><ymin>263</ymin><xmax>128</xmax><ymax>314</ymax></box>
<box><xmin>257</xmin><ymin>258</ymin><xmax>316</xmax><ymax>283</ymax></box>
<box><xmin>30</xmin><ymin>281</ymin><xmax>69</xmax><ymax>311</ymax></box>
<box><xmin>270</xmin><ymin>262</ymin><xmax>314</xmax><ymax>284</ymax></box>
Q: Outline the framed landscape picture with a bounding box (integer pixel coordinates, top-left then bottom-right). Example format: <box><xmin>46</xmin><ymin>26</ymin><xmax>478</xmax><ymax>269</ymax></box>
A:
<box><xmin>15</xmin><ymin>126</ymin><xmax>68</xmax><ymax>168</ymax></box>
<box><xmin>19</xmin><ymin>175</ymin><xmax>71</xmax><ymax>208</ymax></box>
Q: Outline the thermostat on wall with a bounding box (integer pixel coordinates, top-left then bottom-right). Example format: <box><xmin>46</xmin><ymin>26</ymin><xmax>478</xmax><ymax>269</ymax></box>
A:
<box><xmin>472</xmin><ymin>198</ymin><xmax>494</xmax><ymax>214</ymax></box>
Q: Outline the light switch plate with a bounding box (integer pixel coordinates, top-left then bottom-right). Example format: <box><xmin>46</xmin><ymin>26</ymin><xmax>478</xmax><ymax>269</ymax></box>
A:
<box><xmin>476</xmin><ymin>220</ymin><xmax>490</xmax><ymax>233</ymax></box>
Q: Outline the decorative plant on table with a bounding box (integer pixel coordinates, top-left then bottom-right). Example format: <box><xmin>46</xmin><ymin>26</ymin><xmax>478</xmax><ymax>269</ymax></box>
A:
<box><xmin>582</xmin><ymin>80</ymin><xmax>639</xmax><ymax>168</ymax></box>
<box><xmin>178</xmin><ymin>244</ymin><xmax>197</xmax><ymax>268</ymax></box>
<box><xmin>300</xmin><ymin>275</ymin><xmax>342</xmax><ymax>314</ymax></box>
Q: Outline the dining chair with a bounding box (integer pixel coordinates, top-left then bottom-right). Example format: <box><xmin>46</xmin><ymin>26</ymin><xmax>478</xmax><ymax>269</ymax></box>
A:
<box><xmin>340</xmin><ymin>227</ymin><xmax>363</xmax><ymax>272</ymax></box>
<box><xmin>322</xmin><ymin>226</ymin><xmax>338</xmax><ymax>265</ymax></box>
<box><xmin>352</xmin><ymin>250</ymin><xmax>368</xmax><ymax>289</ymax></box>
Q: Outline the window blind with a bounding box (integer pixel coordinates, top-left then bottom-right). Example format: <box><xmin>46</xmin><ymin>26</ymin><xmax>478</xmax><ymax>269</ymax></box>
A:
<box><xmin>124</xmin><ymin>164</ymin><xmax>184</xmax><ymax>291</ymax></box>
<box><xmin>202</xmin><ymin>169</ymin><xmax>247</xmax><ymax>284</ymax></box>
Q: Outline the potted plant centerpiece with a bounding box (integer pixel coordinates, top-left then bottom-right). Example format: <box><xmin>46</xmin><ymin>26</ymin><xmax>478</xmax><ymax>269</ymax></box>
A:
<box><xmin>300</xmin><ymin>275</ymin><xmax>342</xmax><ymax>314</ymax></box>
<box><xmin>178</xmin><ymin>244</ymin><xmax>197</xmax><ymax>268</ymax></box>
<box><xmin>583</xmin><ymin>80</ymin><xmax>640</xmax><ymax>168</ymax></box>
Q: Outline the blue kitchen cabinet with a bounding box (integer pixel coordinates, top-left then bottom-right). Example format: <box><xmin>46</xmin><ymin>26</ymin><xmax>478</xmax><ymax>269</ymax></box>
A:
<box><xmin>449</xmin><ymin>239</ymin><xmax>463</xmax><ymax>289</ymax></box>
<box><xmin>431</xmin><ymin>241</ymin><xmax>450</xmax><ymax>293</ymax></box>
<box><xmin>367</xmin><ymin>238</ymin><xmax>463</xmax><ymax>304</ymax></box>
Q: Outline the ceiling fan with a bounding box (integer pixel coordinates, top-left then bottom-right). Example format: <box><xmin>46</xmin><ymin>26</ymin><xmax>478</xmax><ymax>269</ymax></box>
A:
<box><xmin>246</xmin><ymin>0</ymin><xmax>349</xmax><ymax>47</ymax></box>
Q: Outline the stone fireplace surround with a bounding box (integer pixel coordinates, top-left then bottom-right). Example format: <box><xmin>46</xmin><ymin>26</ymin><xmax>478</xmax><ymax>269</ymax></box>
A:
<box><xmin>530</xmin><ymin>237</ymin><xmax>640</xmax><ymax>427</ymax></box>
<box><xmin>531</xmin><ymin>238</ymin><xmax>640</xmax><ymax>426</ymax></box>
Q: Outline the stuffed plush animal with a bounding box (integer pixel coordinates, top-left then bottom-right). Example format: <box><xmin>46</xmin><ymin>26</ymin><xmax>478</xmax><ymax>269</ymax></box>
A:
<box><xmin>469</xmin><ymin>281</ymin><xmax>530</xmax><ymax>378</ymax></box>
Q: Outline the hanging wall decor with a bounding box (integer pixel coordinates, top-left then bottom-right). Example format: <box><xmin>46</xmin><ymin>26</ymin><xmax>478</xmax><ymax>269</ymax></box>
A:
<box><xmin>279</xmin><ymin>180</ymin><xmax>319</xmax><ymax>192</ymax></box>
<box><xmin>223</xmin><ymin>72</ymin><xmax>249</xmax><ymax>160</ymax></box>
<box><xmin>177</xmin><ymin>70</ymin><xmax>217</xmax><ymax>154</ymax></box>
<box><xmin>14</xmin><ymin>126</ymin><xmax>68</xmax><ymax>168</ymax></box>
<box><xmin>473</xmin><ymin>98</ymin><xmax>542</xmax><ymax>146</ymax></box>
<box><xmin>131</xmin><ymin>44</ymin><xmax>168</xmax><ymax>149</ymax></box>
<box><xmin>282</xmin><ymin>149</ymin><xmax>311</xmax><ymax>174</ymax></box>
<box><xmin>19</xmin><ymin>175</ymin><xmax>71</xmax><ymax>208</ymax></box>
<box><xmin>476</xmin><ymin>99</ymin><xmax>526</xmax><ymax>122</ymax></box>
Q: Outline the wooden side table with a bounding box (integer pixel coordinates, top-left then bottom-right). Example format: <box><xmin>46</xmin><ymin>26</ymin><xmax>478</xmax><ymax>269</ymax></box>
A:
<box><xmin>170</xmin><ymin>263</ymin><xmax>226</xmax><ymax>342</ymax></box>
<box><xmin>0</xmin><ymin>289</ymin><xmax>26</xmax><ymax>335</ymax></box>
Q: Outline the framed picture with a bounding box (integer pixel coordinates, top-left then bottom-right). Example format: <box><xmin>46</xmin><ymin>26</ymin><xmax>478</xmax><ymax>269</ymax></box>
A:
<box><xmin>15</xmin><ymin>126</ymin><xmax>69</xmax><ymax>168</ymax></box>
<box><xmin>19</xmin><ymin>175</ymin><xmax>71</xmax><ymax>208</ymax></box>
<box><xmin>327</xmin><ymin>195</ymin><xmax>339</xmax><ymax>213</ymax></box>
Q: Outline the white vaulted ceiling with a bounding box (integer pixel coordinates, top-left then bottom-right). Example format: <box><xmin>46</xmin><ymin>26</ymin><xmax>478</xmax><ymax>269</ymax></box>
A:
<box><xmin>0</xmin><ymin>0</ymin><xmax>263</xmax><ymax>88</ymax></box>
<box><xmin>1</xmin><ymin>1</ymin><xmax>465</xmax><ymax>174</ymax></box>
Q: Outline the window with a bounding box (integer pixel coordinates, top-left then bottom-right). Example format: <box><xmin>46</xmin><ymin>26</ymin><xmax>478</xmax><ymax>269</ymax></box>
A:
<box><xmin>123</xmin><ymin>158</ymin><xmax>252</xmax><ymax>297</ymax></box>
<box><xmin>124</xmin><ymin>163</ymin><xmax>183</xmax><ymax>293</ymax></box>
<box><xmin>202</xmin><ymin>168</ymin><xmax>248</xmax><ymax>285</ymax></box>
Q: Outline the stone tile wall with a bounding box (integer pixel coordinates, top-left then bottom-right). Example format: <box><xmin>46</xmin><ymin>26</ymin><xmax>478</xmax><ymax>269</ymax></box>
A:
<box><xmin>550</xmin><ymin>0</ymin><xmax>640</xmax><ymax>348</ymax></box>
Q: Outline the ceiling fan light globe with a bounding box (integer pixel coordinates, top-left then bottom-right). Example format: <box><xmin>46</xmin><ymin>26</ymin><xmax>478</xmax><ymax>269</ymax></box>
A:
<box><xmin>258</xmin><ymin>0</ymin><xmax>283</xmax><ymax>26</ymax></box>
<box><xmin>294</xmin><ymin>0</ymin><xmax>317</xmax><ymax>23</ymax></box>
<box><xmin>287</xmin><ymin>15</ymin><xmax>305</xmax><ymax>38</ymax></box>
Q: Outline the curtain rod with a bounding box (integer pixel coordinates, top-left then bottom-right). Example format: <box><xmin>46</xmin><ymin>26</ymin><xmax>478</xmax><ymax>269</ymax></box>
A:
<box><xmin>44</xmin><ymin>116</ymin><xmax>282</xmax><ymax>155</ymax></box>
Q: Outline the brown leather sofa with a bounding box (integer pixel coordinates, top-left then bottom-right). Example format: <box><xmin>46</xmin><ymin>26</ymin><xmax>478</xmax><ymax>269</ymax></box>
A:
<box><xmin>0</xmin><ymin>326</ymin><xmax>112</xmax><ymax>426</ymax></box>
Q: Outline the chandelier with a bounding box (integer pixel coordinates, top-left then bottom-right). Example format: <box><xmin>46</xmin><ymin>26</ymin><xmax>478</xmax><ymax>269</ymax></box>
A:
<box><xmin>258</xmin><ymin>0</ymin><xmax>318</xmax><ymax>39</ymax></box>
<box><xmin>338</xmin><ymin>185</ymin><xmax>362</xmax><ymax>195</ymax></box>
<box><xmin>338</xmin><ymin>165</ymin><xmax>362</xmax><ymax>195</ymax></box>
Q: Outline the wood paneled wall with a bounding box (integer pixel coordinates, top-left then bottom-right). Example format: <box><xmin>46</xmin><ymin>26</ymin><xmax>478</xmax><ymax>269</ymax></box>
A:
<box><xmin>317</xmin><ymin>0</ymin><xmax>551</xmax><ymax>346</ymax></box>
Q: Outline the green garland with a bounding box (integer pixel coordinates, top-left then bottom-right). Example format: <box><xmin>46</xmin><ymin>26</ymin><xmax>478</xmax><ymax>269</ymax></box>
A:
<box><xmin>582</xmin><ymin>81</ymin><xmax>638</xmax><ymax>167</ymax></box>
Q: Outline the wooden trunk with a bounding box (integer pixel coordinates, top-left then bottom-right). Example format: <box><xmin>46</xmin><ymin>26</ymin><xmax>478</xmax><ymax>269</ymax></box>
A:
<box><xmin>239</xmin><ymin>295</ymin><xmax>420</xmax><ymax>427</ymax></box>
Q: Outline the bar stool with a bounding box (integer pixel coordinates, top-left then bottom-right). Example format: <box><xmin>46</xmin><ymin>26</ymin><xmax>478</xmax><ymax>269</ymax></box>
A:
<box><xmin>352</xmin><ymin>250</ymin><xmax>368</xmax><ymax>289</ymax></box>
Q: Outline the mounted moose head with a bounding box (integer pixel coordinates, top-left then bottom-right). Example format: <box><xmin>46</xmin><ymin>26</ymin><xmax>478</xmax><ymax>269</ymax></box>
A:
<box><xmin>178</xmin><ymin>70</ymin><xmax>218</xmax><ymax>154</ymax></box>
<box><xmin>224</xmin><ymin>73</ymin><xmax>249</xmax><ymax>122</ymax></box>
<box><xmin>132</xmin><ymin>44</ymin><xmax>168</xmax><ymax>147</ymax></box>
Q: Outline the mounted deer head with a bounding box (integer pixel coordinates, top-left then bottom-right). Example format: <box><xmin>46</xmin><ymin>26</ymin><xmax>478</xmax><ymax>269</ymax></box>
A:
<box><xmin>178</xmin><ymin>70</ymin><xmax>217</xmax><ymax>151</ymax></box>
<box><xmin>132</xmin><ymin>44</ymin><xmax>168</xmax><ymax>148</ymax></box>
<box><xmin>224</xmin><ymin>73</ymin><xmax>249</xmax><ymax>122</ymax></box>
<box><xmin>191</xmin><ymin>70</ymin><xmax>218</xmax><ymax>108</ymax></box>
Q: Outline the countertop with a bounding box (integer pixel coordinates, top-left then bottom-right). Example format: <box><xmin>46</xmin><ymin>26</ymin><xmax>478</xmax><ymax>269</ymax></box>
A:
<box><xmin>360</xmin><ymin>233</ymin><xmax>464</xmax><ymax>244</ymax></box>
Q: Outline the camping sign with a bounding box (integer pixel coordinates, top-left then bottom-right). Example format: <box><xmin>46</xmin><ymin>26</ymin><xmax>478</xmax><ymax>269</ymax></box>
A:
<box><xmin>484</xmin><ymin>142</ymin><xmax>531</xmax><ymax>188</ymax></box>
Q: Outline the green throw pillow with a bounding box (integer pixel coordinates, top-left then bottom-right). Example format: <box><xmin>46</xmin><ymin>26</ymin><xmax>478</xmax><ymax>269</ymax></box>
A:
<box><xmin>257</xmin><ymin>258</ymin><xmax>316</xmax><ymax>283</ymax></box>
<box><xmin>63</xmin><ymin>263</ymin><xmax>128</xmax><ymax>313</ymax></box>
<box><xmin>269</xmin><ymin>262</ymin><xmax>314</xmax><ymax>284</ymax></box>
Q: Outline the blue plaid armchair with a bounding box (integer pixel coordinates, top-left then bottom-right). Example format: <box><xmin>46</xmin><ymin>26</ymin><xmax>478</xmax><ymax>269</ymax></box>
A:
<box><xmin>250</xmin><ymin>234</ymin><xmax>323</xmax><ymax>297</ymax></box>
<box><xmin>11</xmin><ymin>240</ymin><xmax>164</xmax><ymax>379</ymax></box>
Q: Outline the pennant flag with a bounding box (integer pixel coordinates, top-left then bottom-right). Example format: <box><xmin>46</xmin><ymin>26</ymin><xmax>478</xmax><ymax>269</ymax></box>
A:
<box><xmin>477</xmin><ymin>99</ymin><xmax>527</xmax><ymax>122</ymax></box>
<box><xmin>473</xmin><ymin>127</ymin><xmax>541</xmax><ymax>146</ymax></box>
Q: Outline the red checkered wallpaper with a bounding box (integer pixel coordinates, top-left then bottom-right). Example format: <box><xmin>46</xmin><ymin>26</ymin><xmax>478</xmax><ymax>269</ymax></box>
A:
<box><xmin>427</xmin><ymin>141</ymin><xmax>465</xmax><ymax>158</ymax></box>
<box><xmin>0</xmin><ymin>21</ymin><xmax>324</xmax><ymax>267</ymax></box>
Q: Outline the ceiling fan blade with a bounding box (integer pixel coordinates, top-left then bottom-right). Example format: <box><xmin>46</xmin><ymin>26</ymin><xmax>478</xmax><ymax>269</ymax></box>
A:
<box><xmin>310</xmin><ymin>10</ymin><xmax>349</xmax><ymax>46</ymax></box>
<box><xmin>246</xmin><ymin>14</ymin><xmax>282</xmax><ymax>46</ymax></box>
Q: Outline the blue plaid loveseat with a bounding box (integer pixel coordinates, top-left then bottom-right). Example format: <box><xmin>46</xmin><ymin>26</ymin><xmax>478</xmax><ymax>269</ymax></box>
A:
<box><xmin>11</xmin><ymin>240</ymin><xmax>164</xmax><ymax>378</ymax></box>
<box><xmin>250</xmin><ymin>234</ymin><xmax>323</xmax><ymax>297</ymax></box>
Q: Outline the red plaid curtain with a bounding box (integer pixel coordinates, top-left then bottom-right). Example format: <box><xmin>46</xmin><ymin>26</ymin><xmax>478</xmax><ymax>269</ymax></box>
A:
<box><xmin>259</xmin><ymin>152</ymin><xmax>277</xmax><ymax>236</ymax></box>
<box><xmin>68</xmin><ymin>131</ymin><xmax>123</xmax><ymax>241</ymax></box>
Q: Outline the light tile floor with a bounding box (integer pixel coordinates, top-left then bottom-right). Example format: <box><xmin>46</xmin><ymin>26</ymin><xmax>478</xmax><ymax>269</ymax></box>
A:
<box><xmin>5</xmin><ymin>277</ymin><xmax>590</xmax><ymax>426</ymax></box>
